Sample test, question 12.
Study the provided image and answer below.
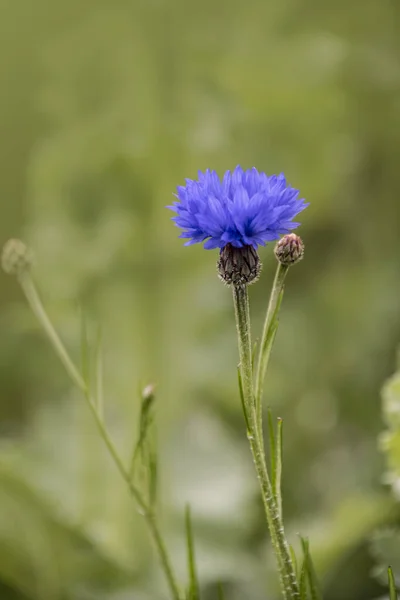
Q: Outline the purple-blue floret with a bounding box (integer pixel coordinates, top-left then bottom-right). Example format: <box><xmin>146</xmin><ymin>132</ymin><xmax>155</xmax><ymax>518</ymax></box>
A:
<box><xmin>168</xmin><ymin>166</ymin><xmax>308</xmax><ymax>250</ymax></box>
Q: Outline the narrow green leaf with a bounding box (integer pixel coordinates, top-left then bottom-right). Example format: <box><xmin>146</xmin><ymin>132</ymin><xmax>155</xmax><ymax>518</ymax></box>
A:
<box><xmin>289</xmin><ymin>544</ymin><xmax>298</xmax><ymax>581</ymax></box>
<box><xmin>238</xmin><ymin>367</ymin><xmax>250</xmax><ymax>432</ymax></box>
<box><xmin>255</xmin><ymin>289</ymin><xmax>284</xmax><ymax>420</ymax></box>
<box><xmin>185</xmin><ymin>505</ymin><xmax>199</xmax><ymax>600</ymax></box>
<box><xmin>299</xmin><ymin>553</ymin><xmax>308</xmax><ymax>600</ymax></box>
<box><xmin>275</xmin><ymin>417</ymin><xmax>283</xmax><ymax>518</ymax></box>
<box><xmin>217</xmin><ymin>583</ymin><xmax>225</xmax><ymax>600</ymax></box>
<box><xmin>148</xmin><ymin>444</ymin><xmax>158</xmax><ymax>507</ymax></box>
<box><xmin>388</xmin><ymin>566</ymin><xmax>398</xmax><ymax>600</ymax></box>
<box><xmin>267</xmin><ymin>408</ymin><xmax>276</xmax><ymax>490</ymax></box>
<box><xmin>79</xmin><ymin>307</ymin><xmax>90</xmax><ymax>396</ymax></box>
<box><xmin>300</xmin><ymin>536</ymin><xmax>322</xmax><ymax>600</ymax></box>
<box><xmin>252</xmin><ymin>340</ymin><xmax>258</xmax><ymax>372</ymax></box>
<box><xmin>262</xmin><ymin>288</ymin><xmax>284</xmax><ymax>355</ymax></box>
<box><xmin>94</xmin><ymin>325</ymin><xmax>104</xmax><ymax>418</ymax></box>
<box><xmin>129</xmin><ymin>384</ymin><xmax>156</xmax><ymax>479</ymax></box>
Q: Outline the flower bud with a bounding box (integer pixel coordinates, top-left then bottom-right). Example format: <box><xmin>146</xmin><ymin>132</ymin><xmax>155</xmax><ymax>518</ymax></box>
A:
<box><xmin>274</xmin><ymin>234</ymin><xmax>304</xmax><ymax>266</ymax></box>
<box><xmin>1</xmin><ymin>239</ymin><xmax>34</xmax><ymax>276</ymax></box>
<box><xmin>218</xmin><ymin>244</ymin><xmax>261</xmax><ymax>285</ymax></box>
<box><xmin>142</xmin><ymin>383</ymin><xmax>156</xmax><ymax>402</ymax></box>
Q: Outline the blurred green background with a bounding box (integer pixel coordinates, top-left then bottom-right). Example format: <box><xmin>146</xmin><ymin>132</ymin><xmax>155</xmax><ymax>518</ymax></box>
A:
<box><xmin>1</xmin><ymin>0</ymin><xmax>400</xmax><ymax>599</ymax></box>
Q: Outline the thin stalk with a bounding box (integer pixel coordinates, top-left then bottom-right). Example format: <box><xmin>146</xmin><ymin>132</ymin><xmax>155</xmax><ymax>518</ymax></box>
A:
<box><xmin>232</xmin><ymin>283</ymin><xmax>299</xmax><ymax>600</ymax></box>
<box><xmin>254</xmin><ymin>263</ymin><xmax>288</xmax><ymax>430</ymax></box>
<box><xmin>18</xmin><ymin>272</ymin><xmax>182</xmax><ymax>600</ymax></box>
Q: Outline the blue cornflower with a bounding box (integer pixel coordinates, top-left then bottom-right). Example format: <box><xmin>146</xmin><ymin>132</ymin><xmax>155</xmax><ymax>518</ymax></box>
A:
<box><xmin>168</xmin><ymin>166</ymin><xmax>308</xmax><ymax>250</ymax></box>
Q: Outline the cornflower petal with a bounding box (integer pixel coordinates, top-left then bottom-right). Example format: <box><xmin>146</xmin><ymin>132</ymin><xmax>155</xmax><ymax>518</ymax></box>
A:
<box><xmin>168</xmin><ymin>167</ymin><xmax>307</xmax><ymax>249</ymax></box>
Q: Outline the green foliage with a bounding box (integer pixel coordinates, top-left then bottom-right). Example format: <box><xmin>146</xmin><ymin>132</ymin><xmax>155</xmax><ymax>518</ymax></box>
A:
<box><xmin>217</xmin><ymin>583</ymin><xmax>225</xmax><ymax>600</ymax></box>
<box><xmin>371</xmin><ymin>530</ymin><xmax>400</xmax><ymax>589</ymax></box>
<box><xmin>299</xmin><ymin>538</ymin><xmax>322</xmax><ymax>600</ymax></box>
<box><xmin>185</xmin><ymin>506</ymin><xmax>200</xmax><ymax>600</ymax></box>
<box><xmin>0</xmin><ymin>465</ymin><xmax>134</xmax><ymax>600</ymax></box>
<box><xmin>1</xmin><ymin>0</ymin><xmax>400</xmax><ymax>598</ymax></box>
<box><xmin>371</xmin><ymin>362</ymin><xmax>400</xmax><ymax>595</ymax></box>
<box><xmin>388</xmin><ymin>567</ymin><xmax>398</xmax><ymax>600</ymax></box>
<box><xmin>267</xmin><ymin>409</ymin><xmax>284</xmax><ymax>521</ymax></box>
<box><xmin>129</xmin><ymin>384</ymin><xmax>158</xmax><ymax>507</ymax></box>
<box><xmin>380</xmin><ymin>371</ymin><xmax>400</xmax><ymax>495</ymax></box>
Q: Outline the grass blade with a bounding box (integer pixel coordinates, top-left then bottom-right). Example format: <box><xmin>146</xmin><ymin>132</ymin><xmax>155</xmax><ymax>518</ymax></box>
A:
<box><xmin>185</xmin><ymin>505</ymin><xmax>200</xmax><ymax>600</ymax></box>
<box><xmin>389</xmin><ymin>566</ymin><xmax>398</xmax><ymax>600</ymax></box>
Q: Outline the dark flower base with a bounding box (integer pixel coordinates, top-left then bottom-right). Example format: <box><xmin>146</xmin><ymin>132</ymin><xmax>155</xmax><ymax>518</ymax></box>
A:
<box><xmin>217</xmin><ymin>244</ymin><xmax>261</xmax><ymax>286</ymax></box>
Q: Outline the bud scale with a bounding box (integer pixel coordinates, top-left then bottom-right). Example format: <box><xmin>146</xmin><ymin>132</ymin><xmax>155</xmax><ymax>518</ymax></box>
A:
<box><xmin>218</xmin><ymin>244</ymin><xmax>261</xmax><ymax>285</ymax></box>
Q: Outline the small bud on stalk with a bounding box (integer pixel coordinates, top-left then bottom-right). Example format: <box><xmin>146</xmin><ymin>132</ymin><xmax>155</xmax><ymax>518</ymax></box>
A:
<box><xmin>142</xmin><ymin>383</ymin><xmax>156</xmax><ymax>402</ymax></box>
<box><xmin>1</xmin><ymin>239</ymin><xmax>34</xmax><ymax>276</ymax></box>
<box><xmin>218</xmin><ymin>244</ymin><xmax>261</xmax><ymax>286</ymax></box>
<box><xmin>274</xmin><ymin>234</ymin><xmax>304</xmax><ymax>266</ymax></box>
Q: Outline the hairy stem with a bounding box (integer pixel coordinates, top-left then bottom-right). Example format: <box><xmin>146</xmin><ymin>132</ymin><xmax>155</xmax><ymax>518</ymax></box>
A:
<box><xmin>18</xmin><ymin>272</ymin><xmax>182</xmax><ymax>600</ymax></box>
<box><xmin>232</xmin><ymin>283</ymin><xmax>298</xmax><ymax>600</ymax></box>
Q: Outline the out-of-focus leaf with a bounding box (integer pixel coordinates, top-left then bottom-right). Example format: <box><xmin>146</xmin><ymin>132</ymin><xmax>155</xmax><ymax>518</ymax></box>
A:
<box><xmin>0</xmin><ymin>464</ymin><xmax>136</xmax><ymax>599</ymax></box>
<box><xmin>129</xmin><ymin>384</ymin><xmax>157</xmax><ymax>506</ymax></box>
<box><xmin>94</xmin><ymin>324</ymin><xmax>104</xmax><ymax>418</ymax></box>
<box><xmin>185</xmin><ymin>506</ymin><xmax>200</xmax><ymax>600</ymax></box>
<box><xmin>371</xmin><ymin>530</ymin><xmax>400</xmax><ymax>587</ymax></box>
<box><xmin>80</xmin><ymin>308</ymin><xmax>90</xmax><ymax>395</ymax></box>
<box><xmin>380</xmin><ymin>372</ymin><xmax>400</xmax><ymax>499</ymax></box>
<box><xmin>302</xmin><ymin>494</ymin><xmax>394</xmax><ymax>572</ymax></box>
<box><xmin>0</xmin><ymin>394</ymin><xmax>149</xmax><ymax>573</ymax></box>
<box><xmin>388</xmin><ymin>566</ymin><xmax>398</xmax><ymax>600</ymax></box>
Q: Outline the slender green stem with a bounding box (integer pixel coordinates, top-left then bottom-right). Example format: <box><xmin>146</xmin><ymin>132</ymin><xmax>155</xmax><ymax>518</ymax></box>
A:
<box><xmin>19</xmin><ymin>273</ymin><xmax>87</xmax><ymax>393</ymax></box>
<box><xmin>232</xmin><ymin>283</ymin><xmax>299</xmax><ymax>600</ymax></box>
<box><xmin>254</xmin><ymin>263</ymin><xmax>288</xmax><ymax>430</ymax></box>
<box><xmin>18</xmin><ymin>272</ymin><xmax>182</xmax><ymax>600</ymax></box>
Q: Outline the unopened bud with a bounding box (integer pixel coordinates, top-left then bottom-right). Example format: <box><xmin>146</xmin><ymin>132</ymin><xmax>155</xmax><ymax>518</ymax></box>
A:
<box><xmin>274</xmin><ymin>234</ymin><xmax>304</xmax><ymax>266</ymax></box>
<box><xmin>2</xmin><ymin>239</ymin><xmax>34</xmax><ymax>276</ymax></box>
<box><xmin>142</xmin><ymin>383</ymin><xmax>156</xmax><ymax>401</ymax></box>
<box><xmin>218</xmin><ymin>244</ymin><xmax>261</xmax><ymax>286</ymax></box>
<box><xmin>141</xmin><ymin>383</ymin><xmax>156</xmax><ymax>414</ymax></box>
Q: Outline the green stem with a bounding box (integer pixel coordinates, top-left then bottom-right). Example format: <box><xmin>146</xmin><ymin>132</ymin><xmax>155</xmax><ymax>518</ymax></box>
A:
<box><xmin>18</xmin><ymin>272</ymin><xmax>182</xmax><ymax>600</ymax></box>
<box><xmin>254</xmin><ymin>263</ymin><xmax>289</xmax><ymax>431</ymax></box>
<box><xmin>232</xmin><ymin>283</ymin><xmax>299</xmax><ymax>600</ymax></box>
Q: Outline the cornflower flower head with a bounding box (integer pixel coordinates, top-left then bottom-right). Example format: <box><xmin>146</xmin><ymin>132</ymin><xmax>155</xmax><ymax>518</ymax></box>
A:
<box><xmin>168</xmin><ymin>166</ymin><xmax>308</xmax><ymax>250</ymax></box>
<box><xmin>168</xmin><ymin>166</ymin><xmax>308</xmax><ymax>284</ymax></box>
